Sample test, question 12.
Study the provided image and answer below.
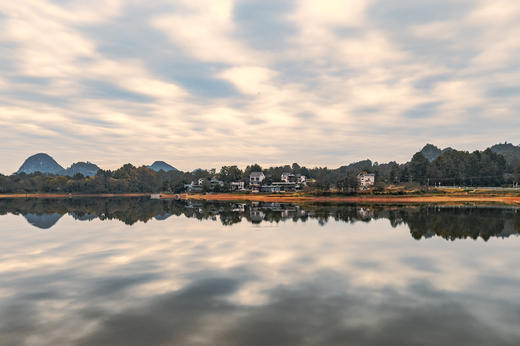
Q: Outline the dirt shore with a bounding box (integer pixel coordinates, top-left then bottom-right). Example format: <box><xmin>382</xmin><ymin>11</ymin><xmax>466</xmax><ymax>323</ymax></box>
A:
<box><xmin>169</xmin><ymin>193</ymin><xmax>520</xmax><ymax>205</ymax></box>
<box><xmin>1</xmin><ymin>192</ymin><xmax>519</xmax><ymax>205</ymax></box>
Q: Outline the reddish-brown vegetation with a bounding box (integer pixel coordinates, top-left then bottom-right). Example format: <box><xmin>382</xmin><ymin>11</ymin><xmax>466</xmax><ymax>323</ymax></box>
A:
<box><xmin>1</xmin><ymin>192</ymin><xmax>519</xmax><ymax>206</ymax></box>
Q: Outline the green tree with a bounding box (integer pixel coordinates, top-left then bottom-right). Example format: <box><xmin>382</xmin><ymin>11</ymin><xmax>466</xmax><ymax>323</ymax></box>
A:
<box><xmin>408</xmin><ymin>152</ymin><xmax>429</xmax><ymax>184</ymax></box>
<box><xmin>514</xmin><ymin>163</ymin><xmax>520</xmax><ymax>186</ymax></box>
<box><xmin>243</xmin><ymin>164</ymin><xmax>263</xmax><ymax>179</ymax></box>
<box><xmin>219</xmin><ymin>166</ymin><xmax>243</xmax><ymax>182</ymax></box>
<box><xmin>336</xmin><ymin>173</ymin><xmax>358</xmax><ymax>193</ymax></box>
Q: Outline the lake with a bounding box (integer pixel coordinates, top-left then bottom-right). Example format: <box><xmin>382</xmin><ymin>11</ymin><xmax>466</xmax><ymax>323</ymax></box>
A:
<box><xmin>1</xmin><ymin>198</ymin><xmax>519</xmax><ymax>346</ymax></box>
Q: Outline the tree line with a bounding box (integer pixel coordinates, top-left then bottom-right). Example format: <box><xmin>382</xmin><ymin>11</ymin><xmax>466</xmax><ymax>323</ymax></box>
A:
<box><xmin>0</xmin><ymin>148</ymin><xmax>519</xmax><ymax>194</ymax></box>
<box><xmin>405</xmin><ymin>148</ymin><xmax>515</xmax><ymax>186</ymax></box>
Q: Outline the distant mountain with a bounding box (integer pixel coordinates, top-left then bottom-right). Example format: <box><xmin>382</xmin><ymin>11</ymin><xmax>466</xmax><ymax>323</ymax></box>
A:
<box><xmin>17</xmin><ymin>153</ymin><xmax>64</xmax><ymax>174</ymax></box>
<box><xmin>418</xmin><ymin>144</ymin><xmax>455</xmax><ymax>162</ymax></box>
<box><xmin>147</xmin><ymin>161</ymin><xmax>177</xmax><ymax>172</ymax></box>
<box><xmin>420</xmin><ymin>144</ymin><xmax>442</xmax><ymax>162</ymax></box>
<box><xmin>416</xmin><ymin>142</ymin><xmax>520</xmax><ymax>168</ymax></box>
<box><xmin>490</xmin><ymin>143</ymin><xmax>520</xmax><ymax>167</ymax></box>
<box><xmin>63</xmin><ymin>162</ymin><xmax>100</xmax><ymax>177</ymax></box>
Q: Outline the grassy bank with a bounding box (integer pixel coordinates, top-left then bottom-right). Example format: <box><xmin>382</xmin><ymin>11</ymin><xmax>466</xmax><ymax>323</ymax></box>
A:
<box><xmin>1</xmin><ymin>190</ymin><xmax>519</xmax><ymax>206</ymax></box>
<box><xmin>167</xmin><ymin>192</ymin><xmax>520</xmax><ymax>206</ymax></box>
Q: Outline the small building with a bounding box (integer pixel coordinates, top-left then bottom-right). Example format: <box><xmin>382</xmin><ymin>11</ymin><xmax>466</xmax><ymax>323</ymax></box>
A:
<box><xmin>357</xmin><ymin>171</ymin><xmax>375</xmax><ymax>189</ymax></box>
<box><xmin>281</xmin><ymin>172</ymin><xmax>297</xmax><ymax>183</ymax></box>
<box><xmin>272</xmin><ymin>182</ymin><xmax>297</xmax><ymax>192</ymax></box>
<box><xmin>209</xmin><ymin>177</ymin><xmax>224</xmax><ymax>187</ymax></box>
<box><xmin>249</xmin><ymin>172</ymin><xmax>265</xmax><ymax>186</ymax></box>
<box><xmin>260</xmin><ymin>185</ymin><xmax>281</xmax><ymax>193</ymax></box>
<box><xmin>281</xmin><ymin>173</ymin><xmax>307</xmax><ymax>185</ymax></box>
<box><xmin>185</xmin><ymin>183</ymin><xmax>203</xmax><ymax>193</ymax></box>
<box><xmin>231</xmin><ymin>181</ymin><xmax>245</xmax><ymax>191</ymax></box>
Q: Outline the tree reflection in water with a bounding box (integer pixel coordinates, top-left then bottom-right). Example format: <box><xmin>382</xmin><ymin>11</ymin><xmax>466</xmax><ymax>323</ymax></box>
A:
<box><xmin>0</xmin><ymin>198</ymin><xmax>518</xmax><ymax>240</ymax></box>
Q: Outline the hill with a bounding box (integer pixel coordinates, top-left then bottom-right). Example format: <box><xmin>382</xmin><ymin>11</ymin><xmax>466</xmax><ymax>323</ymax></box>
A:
<box><xmin>63</xmin><ymin>162</ymin><xmax>100</xmax><ymax>177</ymax></box>
<box><xmin>417</xmin><ymin>144</ymin><xmax>460</xmax><ymax>162</ymax></box>
<box><xmin>17</xmin><ymin>153</ymin><xmax>64</xmax><ymax>174</ymax></box>
<box><xmin>147</xmin><ymin>161</ymin><xmax>178</xmax><ymax>172</ymax></box>
<box><xmin>490</xmin><ymin>143</ymin><xmax>520</xmax><ymax>168</ymax></box>
<box><xmin>419</xmin><ymin>144</ymin><xmax>444</xmax><ymax>162</ymax></box>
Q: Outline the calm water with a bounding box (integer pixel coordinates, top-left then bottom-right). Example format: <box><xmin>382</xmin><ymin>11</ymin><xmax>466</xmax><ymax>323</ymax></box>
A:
<box><xmin>1</xmin><ymin>198</ymin><xmax>519</xmax><ymax>346</ymax></box>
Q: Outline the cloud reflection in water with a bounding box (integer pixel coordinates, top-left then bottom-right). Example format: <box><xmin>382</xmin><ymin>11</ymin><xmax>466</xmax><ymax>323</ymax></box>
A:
<box><xmin>0</xmin><ymin>200</ymin><xmax>519</xmax><ymax>345</ymax></box>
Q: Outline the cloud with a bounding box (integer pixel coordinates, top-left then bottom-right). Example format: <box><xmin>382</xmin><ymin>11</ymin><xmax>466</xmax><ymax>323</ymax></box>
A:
<box><xmin>0</xmin><ymin>0</ymin><xmax>519</xmax><ymax>173</ymax></box>
<box><xmin>232</xmin><ymin>0</ymin><xmax>297</xmax><ymax>50</ymax></box>
<box><xmin>152</xmin><ymin>0</ymin><xmax>263</xmax><ymax>65</ymax></box>
<box><xmin>217</xmin><ymin>66</ymin><xmax>277</xmax><ymax>95</ymax></box>
<box><xmin>294</xmin><ymin>0</ymin><xmax>372</xmax><ymax>27</ymax></box>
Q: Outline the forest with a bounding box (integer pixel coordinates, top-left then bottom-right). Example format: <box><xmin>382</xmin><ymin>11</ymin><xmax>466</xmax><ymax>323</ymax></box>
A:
<box><xmin>0</xmin><ymin>147</ymin><xmax>519</xmax><ymax>194</ymax></box>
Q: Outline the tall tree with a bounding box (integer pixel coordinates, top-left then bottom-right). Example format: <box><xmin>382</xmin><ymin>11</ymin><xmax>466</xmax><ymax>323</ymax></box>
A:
<box><xmin>219</xmin><ymin>166</ymin><xmax>243</xmax><ymax>182</ymax></box>
<box><xmin>408</xmin><ymin>153</ymin><xmax>430</xmax><ymax>183</ymax></box>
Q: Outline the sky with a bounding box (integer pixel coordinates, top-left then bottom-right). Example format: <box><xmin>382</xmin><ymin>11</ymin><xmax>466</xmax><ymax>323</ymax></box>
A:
<box><xmin>0</xmin><ymin>0</ymin><xmax>519</xmax><ymax>174</ymax></box>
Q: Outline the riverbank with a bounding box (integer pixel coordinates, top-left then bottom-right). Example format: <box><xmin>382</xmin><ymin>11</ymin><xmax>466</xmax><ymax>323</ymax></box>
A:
<box><xmin>169</xmin><ymin>192</ymin><xmax>520</xmax><ymax>205</ymax></box>
<box><xmin>1</xmin><ymin>192</ymin><xmax>519</xmax><ymax>205</ymax></box>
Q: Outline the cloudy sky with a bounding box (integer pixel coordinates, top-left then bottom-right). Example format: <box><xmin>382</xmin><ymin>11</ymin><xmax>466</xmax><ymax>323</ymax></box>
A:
<box><xmin>0</xmin><ymin>0</ymin><xmax>519</xmax><ymax>173</ymax></box>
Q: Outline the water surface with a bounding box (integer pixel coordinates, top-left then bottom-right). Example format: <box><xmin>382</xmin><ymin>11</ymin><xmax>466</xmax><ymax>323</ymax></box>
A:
<box><xmin>1</xmin><ymin>198</ymin><xmax>519</xmax><ymax>345</ymax></box>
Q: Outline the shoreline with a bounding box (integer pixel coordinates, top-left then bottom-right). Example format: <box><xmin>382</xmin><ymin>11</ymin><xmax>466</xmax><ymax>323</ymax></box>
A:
<box><xmin>2</xmin><ymin>192</ymin><xmax>519</xmax><ymax>205</ymax></box>
<box><xmin>170</xmin><ymin>193</ymin><xmax>520</xmax><ymax>205</ymax></box>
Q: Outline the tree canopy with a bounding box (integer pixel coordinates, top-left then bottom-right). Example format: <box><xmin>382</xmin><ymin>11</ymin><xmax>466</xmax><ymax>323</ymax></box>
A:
<box><xmin>0</xmin><ymin>147</ymin><xmax>516</xmax><ymax>194</ymax></box>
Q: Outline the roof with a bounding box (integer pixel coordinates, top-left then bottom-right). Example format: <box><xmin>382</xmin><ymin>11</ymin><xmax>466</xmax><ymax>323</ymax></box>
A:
<box><xmin>250</xmin><ymin>172</ymin><xmax>265</xmax><ymax>177</ymax></box>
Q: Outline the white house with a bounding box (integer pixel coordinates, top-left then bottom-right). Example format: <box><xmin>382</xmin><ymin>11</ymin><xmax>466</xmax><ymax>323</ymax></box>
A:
<box><xmin>249</xmin><ymin>172</ymin><xmax>265</xmax><ymax>186</ymax></box>
<box><xmin>357</xmin><ymin>172</ymin><xmax>375</xmax><ymax>189</ymax></box>
<box><xmin>209</xmin><ymin>177</ymin><xmax>224</xmax><ymax>187</ymax></box>
<box><xmin>231</xmin><ymin>181</ymin><xmax>245</xmax><ymax>190</ymax></box>
<box><xmin>281</xmin><ymin>172</ymin><xmax>296</xmax><ymax>183</ymax></box>
<box><xmin>281</xmin><ymin>172</ymin><xmax>307</xmax><ymax>185</ymax></box>
<box><xmin>185</xmin><ymin>183</ymin><xmax>203</xmax><ymax>193</ymax></box>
